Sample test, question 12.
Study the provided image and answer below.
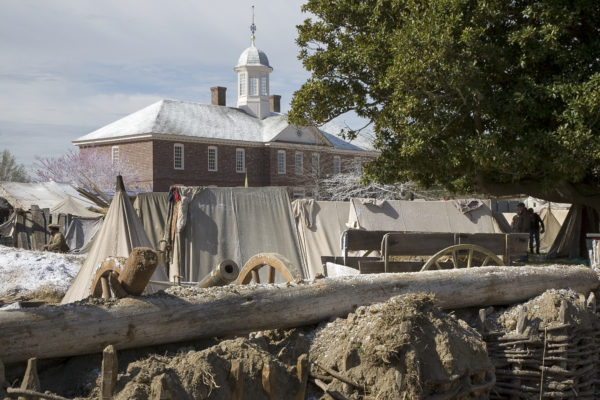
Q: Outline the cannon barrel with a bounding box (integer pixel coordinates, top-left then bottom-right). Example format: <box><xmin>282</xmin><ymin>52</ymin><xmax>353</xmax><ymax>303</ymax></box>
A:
<box><xmin>197</xmin><ymin>259</ymin><xmax>239</xmax><ymax>288</ymax></box>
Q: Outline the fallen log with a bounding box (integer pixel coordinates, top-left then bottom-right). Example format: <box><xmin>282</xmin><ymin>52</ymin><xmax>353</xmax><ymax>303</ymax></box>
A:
<box><xmin>0</xmin><ymin>265</ymin><xmax>597</xmax><ymax>364</ymax></box>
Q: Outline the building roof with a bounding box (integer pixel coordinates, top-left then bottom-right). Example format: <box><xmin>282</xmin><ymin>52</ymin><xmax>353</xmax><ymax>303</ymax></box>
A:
<box><xmin>236</xmin><ymin>44</ymin><xmax>271</xmax><ymax>68</ymax></box>
<box><xmin>73</xmin><ymin>99</ymin><xmax>374</xmax><ymax>151</ymax></box>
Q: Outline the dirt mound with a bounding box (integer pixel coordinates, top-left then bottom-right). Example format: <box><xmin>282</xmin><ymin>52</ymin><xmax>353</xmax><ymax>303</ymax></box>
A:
<box><xmin>84</xmin><ymin>330</ymin><xmax>310</xmax><ymax>400</ymax></box>
<box><xmin>491</xmin><ymin>288</ymin><xmax>595</xmax><ymax>333</ymax></box>
<box><xmin>309</xmin><ymin>293</ymin><xmax>494</xmax><ymax>399</ymax></box>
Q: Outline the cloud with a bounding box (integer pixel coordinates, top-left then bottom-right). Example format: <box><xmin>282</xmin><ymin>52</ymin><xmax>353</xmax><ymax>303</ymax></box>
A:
<box><xmin>0</xmin><ymin>0</ymin><xmax>314</xmax><ymax>165</ymax></box>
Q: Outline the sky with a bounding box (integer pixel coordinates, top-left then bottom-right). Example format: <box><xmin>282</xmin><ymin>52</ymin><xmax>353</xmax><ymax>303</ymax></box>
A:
<box><xmin>0</xmin><ymin>0</ymin><xmax>342</xmax><ymax>169</ymax></box>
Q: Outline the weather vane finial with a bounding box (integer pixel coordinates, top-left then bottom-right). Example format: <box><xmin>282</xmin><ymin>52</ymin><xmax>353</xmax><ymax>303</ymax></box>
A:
<box><xmin>250</xmin><ymin>5</ymin><xmax>256</xmax><ymax>45</ymax></box>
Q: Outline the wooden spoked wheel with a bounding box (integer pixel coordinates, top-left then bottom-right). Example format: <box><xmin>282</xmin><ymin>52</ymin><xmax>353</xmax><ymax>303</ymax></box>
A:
<box><xmin>421</xmin><ymin>244</ymin><xmax>504</xmax><ymax>271</ymax></box>
<box><xmin>236</xmin><ymin>253</ymin><xmax>300</xmax><ymax>285</ymax></box>
<box><xmin>90</xmin><ymin>264</ymin><xmax>120</xmax><ymax>297</ymax></box>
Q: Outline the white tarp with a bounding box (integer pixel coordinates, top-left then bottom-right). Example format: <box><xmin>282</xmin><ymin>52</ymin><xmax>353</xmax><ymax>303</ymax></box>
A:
<box><xmin>170</xmin><ymin>187</ymin><xmax>306</xmax><ymax>282</ymax></box>
<box><xmin>292</xmin><ymin>200</ymin><xmax>350</xmax><ymax>278</ymax></box>
<box><xmin>0</xmin><ymin>181</ymin><xmax>96</xmax><ymax>211</ymax></box>
<box><xmin>347</xmin><ymin>198</ymin><xmax>497</xmax><ymax>233</ymax></box>
<box><xmin>61</xmin><ymin>188</ymin><xmax>168</xmax><ymax>303</ymax></box>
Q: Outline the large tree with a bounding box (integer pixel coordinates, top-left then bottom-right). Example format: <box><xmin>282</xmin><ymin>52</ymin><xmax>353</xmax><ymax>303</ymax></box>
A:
<box><xmin>0</xmin><ymin>150</ymin><xmax>28</xmax><ymax>182</ymax></box>
<box><xmin>289</xmin><ymin>0</ymin><xmax>600</xmax><ymax>209</ymax></box>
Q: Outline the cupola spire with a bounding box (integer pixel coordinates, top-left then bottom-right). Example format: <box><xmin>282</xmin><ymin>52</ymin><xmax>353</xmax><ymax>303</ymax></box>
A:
<box><xmin>250</xmin><ymin>5</ymin><xmax>256</xmax><ymax>46</ymax></box>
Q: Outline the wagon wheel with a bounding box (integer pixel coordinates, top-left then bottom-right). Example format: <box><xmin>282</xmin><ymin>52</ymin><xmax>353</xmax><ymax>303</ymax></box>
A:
<box><xmin>421</xmin><ymin>244</ymin><xmax>504</xmax><ymax>271</ymax></box>
<box><xmin>236</xmin><ymin>253</ymin><xmax>301</xmax><ymax>285</ymax></box>
<box><xmin>90</xmin><ymin>264</ymin><xmax>121</xmax><ymax>297</ymax></box>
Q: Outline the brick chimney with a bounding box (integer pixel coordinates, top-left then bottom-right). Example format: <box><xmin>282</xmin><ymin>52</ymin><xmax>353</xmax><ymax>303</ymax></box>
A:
<box><xmin>211</xmin><ymin>86</ymin><xmax>227</xmax><ymax>106</ymax></box>
<box><xmin>269</xmin><ymin>95</ymin><xmax>281</xmax><ymax>113</ymax></box>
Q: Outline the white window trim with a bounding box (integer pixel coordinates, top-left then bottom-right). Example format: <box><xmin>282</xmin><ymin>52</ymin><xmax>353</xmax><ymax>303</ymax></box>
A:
<box><xmin>295</xmin><ymin>152</ymin><xmax>303</xmax><ymax>175</ymax></box>
<box><xmin>236</xmin><ymin>148</ymin><xmax>246</xmax><ymax>173</ymax></box>
<box><xmin>249</xmin><ymin>77</ymin><xmax>259</xmax><ymax>96</ymax></box>
<box><xmin>239</xmin><ymin>73</ymin><xmax>246</xmax><ymax>96</ymax></box>
<box><xmin>277</xmin><ymin>150</ymin><xmax>286</xmax><ymax>174</ymax></box>
<box><xmin>208</xmin><ymin>146</ymin><xmax>218</xmax><ymax>172</ymax></box>
<box><xmin>260</xmin><ymin>76</ymin><xmax>268</xmax><ymax>96</ymax></box>
<box><xmin>354</xmin><ymin>157</ymin><xmax>362</xmax><ymax>175</ymax></box>
<box><xmin>111</xmin><ymin>146</ymin><xmax>119</xmax><ymax>164</ymax></box>
<box><xmin>173</xmin><ymin>143</ymin><xmax>184</xmax><ymax>170</ymax></box>
<box><xmin>333</xmin><ymin>156</ymin><xmax>341</xmax><ymax>174</ymax></box>
<box><xmin>311</xmin><ymin>153</ymin><xmax>320</xmax><ymax>176</ymax></box>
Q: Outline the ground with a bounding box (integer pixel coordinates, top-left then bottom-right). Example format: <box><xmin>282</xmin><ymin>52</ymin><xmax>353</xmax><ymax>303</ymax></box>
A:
<box><xmin>0</xmin><ymin>245</ymin><xmax>597</xmax><ymax>399</ymax></box>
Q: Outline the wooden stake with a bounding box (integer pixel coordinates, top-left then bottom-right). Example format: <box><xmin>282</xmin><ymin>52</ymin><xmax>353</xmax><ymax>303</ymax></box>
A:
<box><xmin>516</xmin><ymin>305</ymin><xmax>527</xmax><ymax>335</ymax></box>
<box><xmin>261</xmin><ymin>360</ymin><xmax>277</xmax><ymax>400</ymax></box>
<box><xmin>477</xmin><ymin>308</ymin><xmax>487</xmax><ymax>334</ymax></box>
<box><xmin>150</xmin><ymin>373</ymin><xmax>173</xmax><ymax>400</ymax></box>
<box><xmin>19</xmin><ymin>357</ymin><xmax>40</xmax><ymax>400</ymax></box>
<box><xmin>100</xmin><ymin>277</ymin><xmax>110</xmax><ymax>300</ymax></box>
<box><xmin>108</xmin><ymin>272</ymin><xmax>128</xmax><ymax>299</ymax></box>
<box><xmin>100</xmin><ymin>345</ymin><xmax>118</xmax><ymax>400</ymax></box>
<box><xmin>229</xmin><ymin>360</ymin><xmax>244</xmax><ymax>400</ymax></box>
<box><xmin>295</xmin><ymin>354</ymin><xmax>308</xmax><ymax>400</ymax></box>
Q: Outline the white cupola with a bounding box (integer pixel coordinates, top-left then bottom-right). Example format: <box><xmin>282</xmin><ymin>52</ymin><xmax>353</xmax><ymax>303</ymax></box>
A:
<box><xmin>234</xmin><ymin>7</ymin><xmax>273</xmax><ymax>119</ymax></box>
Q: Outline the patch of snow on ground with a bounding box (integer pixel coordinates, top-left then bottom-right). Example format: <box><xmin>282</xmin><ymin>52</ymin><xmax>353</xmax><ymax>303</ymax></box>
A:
<box><xmin>0</xmin><ymin>245</ymin><xmax>84</xmax><ymax>299</ymax></box>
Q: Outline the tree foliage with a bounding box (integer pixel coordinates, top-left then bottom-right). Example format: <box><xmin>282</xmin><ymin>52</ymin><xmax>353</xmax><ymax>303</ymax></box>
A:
<box><xmin>0</xmin><ymin>150</ymin><xmax>28</xmax><ymax>182</ymax></box>
<box><xmin>34</xmin><ymin>149</ymin><xmax>146</xmax><ymax>191</ymax></box>
<box><xmin>290</xmin><ymin>0</ymin><xmax>600</xmax><ymax>207</ymax></box>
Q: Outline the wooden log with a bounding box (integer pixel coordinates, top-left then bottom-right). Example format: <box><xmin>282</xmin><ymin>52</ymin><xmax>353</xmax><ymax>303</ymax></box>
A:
<box><xmin>0</xmin><ymin>265</ymin><xmax>597</xmax><ymax>364</ymax></box>
<box><xmin>100</xmin><ymin>345</ymin><xmax>118</xmax><ymax>400</ymax></box>
<box><xmin>118</xmin><ymin>248</ymin><xmax>158</xmax><ymax>295</ymax></box>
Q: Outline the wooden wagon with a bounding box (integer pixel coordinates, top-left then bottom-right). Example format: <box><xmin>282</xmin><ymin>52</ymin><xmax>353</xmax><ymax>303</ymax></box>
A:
<box><xmin>321</xmin><ymin>230</ymin><xmax>530</xmax><ymax>274</ymax></box>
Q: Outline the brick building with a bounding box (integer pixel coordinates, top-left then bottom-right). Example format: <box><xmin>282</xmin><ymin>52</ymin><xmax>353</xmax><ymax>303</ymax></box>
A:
<box><xmin>73</xmin><ymin>35</ymin><xmax>375</xmax><ymax>195</ymax></box>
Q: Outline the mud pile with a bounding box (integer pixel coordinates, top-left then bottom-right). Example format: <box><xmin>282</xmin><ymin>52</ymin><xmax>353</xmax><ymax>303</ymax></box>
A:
<box><xmin>309</xmin><ymin>293</ymin><xmax>495</xmax><ymax>399</ymax></box>
<box><xmin>84</xmin><ymin>330</ymin><xmax>310</xmax><ymax>400</ymax></box>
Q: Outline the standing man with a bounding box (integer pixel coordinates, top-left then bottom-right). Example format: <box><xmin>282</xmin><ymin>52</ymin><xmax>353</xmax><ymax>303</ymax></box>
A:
<box><xmin>43</xmin><ymin>224</ymin><xmax>69</xmax><ymax>253</ymax></box>
<box><xmin>511</xmin><ymin>202</ymin><xmax>531</xmax><ymax>234</ymax></box>
<box><xmin>528</xmin><ymin>208</ymin><xmax>545</xmax><ymax>254</ymax></box>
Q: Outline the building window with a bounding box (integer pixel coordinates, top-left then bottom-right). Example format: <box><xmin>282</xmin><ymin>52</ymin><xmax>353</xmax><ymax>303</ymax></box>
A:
<box><xmin>260</xmin><ymin>77</ymin><xmax>267</xmax><ymax>96</ymax></box>
<box><xmin>111</xmin><ymin>146</ymin><xmax>119</xmax><ymax>164</ymax></box>
<box><xmin>295</xmin><ymin>152</ymin><xmax>303</xmax><ymax>175</ymax></box>
<box><xmin>239</xmin><ymin>73</ymin><xmax>246</xmax><ymax>96</ymax></box>
<box><xmin>333</xmin><ymin>156</ymin><xmax>341</xmax><ymax>174</ymax></box>
<box><xmin>174</xmin><ymin>144</ymin><xmax>184</xmax><ymax>170</ymax></box>
<box><xmin>311</xmin><ymin>153</ymin><xmax>319</xmax><ymax>176</ymax></box>
<box><xmin>354</xmin><ymin>158</ymin><xmax>362</xmax><ymax>175</ymax></box>
<box><xmin>250</xmin><ymin>77</ymin><xmax>259</xmax><ymax>96</ymax></box>
<box><xmin>292</xmin><ymin>188</ymin><xmax>305</xmax><ymax>199</ymax></box>
<box><xmin>208</xmin><ymin>146</ymin><xmax>218</xmax><ymax>171</ymax></box>
<box><xmin>277</xmin><ymin>150</ymin><xmax>286</xmax><ymax>174</ymax></box>
<box><xmin>236</xmin><ymin>148</ymin><xmax>245</xmax><ymax>173</ymax></box>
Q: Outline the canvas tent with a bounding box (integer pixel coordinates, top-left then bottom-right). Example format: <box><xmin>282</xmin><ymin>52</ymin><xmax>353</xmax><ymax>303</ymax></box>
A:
<box><xmin>61</xmin><ymin>180</ymin><xmax>168</xmax><ymax>304</ymax></box>
<box><xmin>65</xmin><ymin>217</ymin><xmax>103</xmax><ymax>253</ymax></box>
<box><xmin>293</xmin><ymin>200</ymin><xmax>350</xmax><ymax>278</ymax></box>
<box><xmin>133</xmin><ymin>192</ymin><xmax>169</xmax><ymax>251</ymax></box>
<box><xmin>547</xmin><ymin>205</ymin><xmax>599</xmax><ymax>260</ymax></box>
<box><xmin>346</xmin><ymin>198</ymin><xmax>499</xmax><ymax>233</ymax></box>
<box><xmin>169</xmin><ymin>186</ymin><xmax>306</xmax><ymax>282</ymax></box>
<box><xmin>50</xmin><ymin>195</ymin><xmax>102</xmax><ymax>219</ymax></box>
<box><xmin>0</xmin><ymin>181</ymin><xmax>96</xmax><ymax>211</ymax></box>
